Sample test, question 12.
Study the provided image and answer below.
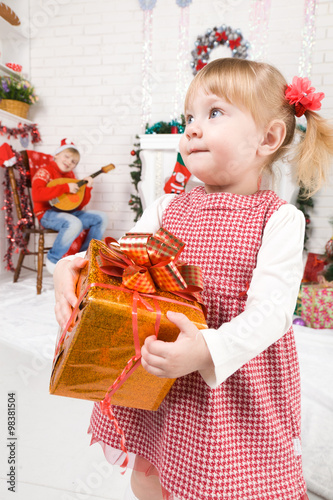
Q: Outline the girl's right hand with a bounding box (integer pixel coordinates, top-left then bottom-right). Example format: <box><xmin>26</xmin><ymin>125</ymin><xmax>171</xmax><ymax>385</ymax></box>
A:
<box><xmin>53</xmin><ymin>257</ymin><xmax>88</xmax><ymax>329</ymax></box>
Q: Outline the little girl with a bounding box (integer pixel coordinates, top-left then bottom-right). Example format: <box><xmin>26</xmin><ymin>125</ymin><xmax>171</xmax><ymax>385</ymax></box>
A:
<box><xmin>53</xmin><ymin>58</ymin><xmax>333</xmax><ymax>500</ymax></box>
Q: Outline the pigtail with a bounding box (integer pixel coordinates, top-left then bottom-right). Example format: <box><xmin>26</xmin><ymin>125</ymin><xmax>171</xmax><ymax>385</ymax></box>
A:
<box><xmin>294</xmin><ymin>111</ymin><xmax>333</xmax><ymax>196</ymax></box>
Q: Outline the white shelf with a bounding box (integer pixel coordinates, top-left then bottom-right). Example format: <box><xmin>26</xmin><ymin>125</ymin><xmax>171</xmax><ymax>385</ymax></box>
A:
<box><xmin>0</xmin><ymin>16</ymin><xmax>27</xmax><ymax>40</ymax></box>
<box><xmin>139</xmin><ymin>134</ymin><xmax>181</xmax><ymax>150</ymax></box>
<box><xmin>0</xmin><ymin>108</ymin><xmax>34</xmax><ymax>125</ymax></box>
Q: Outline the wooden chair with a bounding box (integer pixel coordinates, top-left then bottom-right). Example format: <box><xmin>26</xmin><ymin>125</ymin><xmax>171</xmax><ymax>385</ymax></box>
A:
<box><xmin>7</xmin><ymin>150</ymin><xmax>57</xmax><ymax>294</ymax></box>
<box><xmin>8</xmin><ymin>150</ymin><xmax>87</xmax><ymax>294</ymax></box>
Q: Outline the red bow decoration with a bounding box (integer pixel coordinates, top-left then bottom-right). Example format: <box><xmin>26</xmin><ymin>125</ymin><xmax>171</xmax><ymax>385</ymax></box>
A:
<box><xmin>285</xmin><ymin>76</ymin><xmax>325</xmax><ymax>117</ymax></box>
<box><xmin>98</xmin><ymin>227</ymin><xmax>204</xmax><ymax>301</ymax></box>
<box><xmin>229</xmin><ymin>36</ymin><xmax>241</xmax><ymax>50</ymax></box>
<box><xmin>197</xmin><ymin>45</ymin><xmax>208</xmax><ymax>55</ymax></box>
<box><xmin>196</xmin><ymin>59</ymin><xmax>207</xmax><ymax>72</ymax></box>
<box><xmin>215</xmin><ymin>31</ymin><xmax>227</xmax><ymax>42</ymax></box>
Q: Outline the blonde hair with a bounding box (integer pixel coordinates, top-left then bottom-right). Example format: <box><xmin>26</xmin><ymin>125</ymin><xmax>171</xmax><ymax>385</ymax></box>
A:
<box><xmin>185</xmin><ymin>58</ymin><xmax>333</xmax><ymax>196</ymax></box>
<box><xmin>62</xmin><ymin>147</ymin><xmax>80</xmax><ymax>157</ymax></box>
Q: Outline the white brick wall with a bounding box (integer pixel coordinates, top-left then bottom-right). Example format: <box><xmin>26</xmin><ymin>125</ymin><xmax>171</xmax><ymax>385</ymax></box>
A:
<box><xmin>23</xmin><ymin>0</ymin><xmax>333</xmax><ymax>248</ymax></box>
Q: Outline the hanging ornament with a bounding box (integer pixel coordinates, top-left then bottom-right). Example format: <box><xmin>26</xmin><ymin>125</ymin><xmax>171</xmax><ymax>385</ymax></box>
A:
<box><xmin>190</xmin><ymin>26</ymin><xmax>249</xmax><ymax>75</ymax></box>
<box><xmin>19</xmin><ymin>134</ymin><xmax>30</xmax><ymax>149</ymax></box>
<box><xmin>176</xmin><ymin>0</ymin><xmax>192</xmax><ymax>7</ymax></box>
<box><xmin>139</xmin><ymin>0</ymin><xmax>157</xmax><ymax>131</ymax></box>
<box><xmin>138</xmin><ymin>0</ymin><xmax>157</xmax><ymax>9</ymax></box>
<box><xmin>298</xmin><ymin>0</ymin><xmax>318</xmax><ymax>78</ymax></box>
<box><xmin>173</xmin><ymin>0</ymin><xmax>191</xmax><ymax>120</ymax></box>
<box><xmin>248</xmin><ymin>0</ymin><xmax>272</xmax><ymax>61</ymax></box>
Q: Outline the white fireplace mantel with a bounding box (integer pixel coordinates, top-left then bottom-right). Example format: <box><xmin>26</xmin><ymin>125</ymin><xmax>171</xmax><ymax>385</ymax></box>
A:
<box><xmin>138</xmin><ymin>133</ymin><xmax>203</xmax><ymax>210</ymax></box>
<box><xmin>138</xmin><ymin>134</ymin><xmax>181</xmax><ymax>210</ymax></box>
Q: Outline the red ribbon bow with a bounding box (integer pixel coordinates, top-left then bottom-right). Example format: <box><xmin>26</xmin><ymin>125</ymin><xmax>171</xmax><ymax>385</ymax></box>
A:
<box><xmin>97</xmin><ymin>227</ymin><xmax>204</xmax><ymax>301</ymax></box>
<box><xmin>215</xmin><ymin>31</ymin><xmax>227</xmax><ymax>42</ymax></box>
<box><xmin>229</xmin><ymin>36</ymin><xmax>241</xmax><ymax>50</ymax></box>
<box><xmin>197</xmin><ymin>45</ymin><xmax>208</xmax><ymax>55</ymax></box>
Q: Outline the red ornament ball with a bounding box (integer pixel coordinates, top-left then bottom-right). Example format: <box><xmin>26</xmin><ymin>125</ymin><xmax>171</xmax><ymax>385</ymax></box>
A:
<box><xmin>130</xmin><ymin>150</ymin><xmax>136</xmax><ymax>156</ymax></box>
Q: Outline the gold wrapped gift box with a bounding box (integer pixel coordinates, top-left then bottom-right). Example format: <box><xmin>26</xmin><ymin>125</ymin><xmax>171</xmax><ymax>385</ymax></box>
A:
<box><xmin>50</xmin><ymin>238</ymin><xmax>207</xmax><ymax>411</ymax></box>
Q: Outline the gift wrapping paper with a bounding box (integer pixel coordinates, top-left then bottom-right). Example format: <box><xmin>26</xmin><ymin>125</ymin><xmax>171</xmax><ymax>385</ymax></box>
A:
<box><xmin>50</xmin><ymin>236</ymin><xmax>207</xmax><ymax>411</ymax></box>
<box><xmin>300</xmin><ymin>283</ymin><xmax>333</xmax><ymax>329</ymax></box>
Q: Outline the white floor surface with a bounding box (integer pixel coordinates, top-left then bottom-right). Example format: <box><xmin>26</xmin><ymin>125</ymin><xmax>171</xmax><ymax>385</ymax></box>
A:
<box><xmin>0</xmin><ymin>271</ymin><xmax>130</xmax><ymax>500</ymax></box>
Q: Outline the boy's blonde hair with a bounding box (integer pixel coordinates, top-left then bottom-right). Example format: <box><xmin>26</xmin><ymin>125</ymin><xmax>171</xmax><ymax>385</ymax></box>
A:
<box><xmin>185</xmin><ymin>58</ymin><xmax>333</xmax><ymax>196</ymax></box>
<box><xmin>56</xmin><ymin>147</ymin><xmax>80</xmax><ymax>158</ymax></box>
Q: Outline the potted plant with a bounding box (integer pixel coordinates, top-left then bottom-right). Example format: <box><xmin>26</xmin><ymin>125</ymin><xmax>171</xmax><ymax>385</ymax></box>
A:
<box><xmin>0</xmin><ymin>69</ymin><xmax>38</xmax><ymax>119</ymax></box>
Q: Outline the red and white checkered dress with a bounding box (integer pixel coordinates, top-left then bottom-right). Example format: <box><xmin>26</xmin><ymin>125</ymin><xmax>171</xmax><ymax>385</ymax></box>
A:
<box><xmin>89</xmin><ymin>187</ymin><xmax>306</xmax><ymax>500</ymax></box>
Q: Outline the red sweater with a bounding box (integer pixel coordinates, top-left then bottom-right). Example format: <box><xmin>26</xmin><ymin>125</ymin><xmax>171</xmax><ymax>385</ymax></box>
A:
<box><xmin>31</xmin><ymin>160</ymin><xmax>92</xmax><ymax>220</ymax></box>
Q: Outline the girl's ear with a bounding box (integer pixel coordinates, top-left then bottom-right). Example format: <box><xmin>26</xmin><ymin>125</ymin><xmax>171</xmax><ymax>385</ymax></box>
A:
<box><xmin>258</xmin><ymin>120</ymin><xmax>286</xmax><ymax>157</ymax></box>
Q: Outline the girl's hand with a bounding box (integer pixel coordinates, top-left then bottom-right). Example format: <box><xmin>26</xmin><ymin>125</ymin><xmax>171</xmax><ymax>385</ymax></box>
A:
<box><xmin>141</xmin><ymin>311</ymin><xmax>213</xmax><ymax>379</ymax></box>
<box><xmin>53</xmin><ymin>257</ymin><xmax>88</xmax><ymax>329</ymax></box>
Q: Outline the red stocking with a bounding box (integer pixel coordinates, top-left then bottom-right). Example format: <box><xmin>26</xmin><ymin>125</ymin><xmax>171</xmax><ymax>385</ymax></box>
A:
<box><xmin>164</xmin><ymin>153</ymin><xmax>191</xmax><ymax>195</ymax></box>
<box><xmin>0</xmin><ymin>143</ymin><xmax>16</xmax><ymax>167</ymax></box>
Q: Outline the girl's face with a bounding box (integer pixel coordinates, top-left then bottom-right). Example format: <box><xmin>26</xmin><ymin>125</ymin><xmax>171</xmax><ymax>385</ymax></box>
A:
<box><xmin>179</xmin><ymin>88</ymin><xmax>265</xmax><ymax>195</ymax></box>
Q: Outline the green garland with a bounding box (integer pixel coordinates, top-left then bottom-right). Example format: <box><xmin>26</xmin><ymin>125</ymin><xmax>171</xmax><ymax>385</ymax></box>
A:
<box><xmin>128</xmin><ymin>136</ymin><xmax>143</xmax><ymax>222</ymax></box>
<box><xmin>128</xmin><ymin>117</ymin><xmax>186</xmax><ymax>221</ymax></box>
<box><xmin>295</xmin><ymin>185</ymin><xmax>314</xmax><ymax>250</ymax></box>
<box><xmin>145</xmin><ymin>117</ymin><xmax>185</xmax><ymax>135</ymax></box>
<box><xmin>294</xmin><ymin>123</ymin><xmax>315</xmax><ymax>250</ymax></box>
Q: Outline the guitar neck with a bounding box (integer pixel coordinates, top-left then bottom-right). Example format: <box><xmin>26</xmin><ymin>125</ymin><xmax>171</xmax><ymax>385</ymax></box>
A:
<box><xmin>76</xmin><ymin>169</ymin><xmax>103</xmax><ymax>188</ymax></box>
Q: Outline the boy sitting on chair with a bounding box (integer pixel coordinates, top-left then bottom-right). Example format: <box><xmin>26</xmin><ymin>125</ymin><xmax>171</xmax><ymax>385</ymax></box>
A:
<box><xmin>32</xmin><ymin>138</ymin><xmax>108</xmax><ymax>275</ymax></box>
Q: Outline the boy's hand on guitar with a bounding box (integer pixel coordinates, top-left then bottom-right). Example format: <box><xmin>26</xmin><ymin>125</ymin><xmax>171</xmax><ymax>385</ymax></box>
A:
<box><xmin>54</xmin><ymin>257</ymin><xmax>88</xmax><ymax>329</ymax></box>
<box><xmin>84</xmin><ymin>176</ymin><xmax>94</xmax><ymax>188</ymax></box>
<box><xmin>68</xmin><ymin>182</ymin><xmax>80</xmax><ymax>194</ymax></box>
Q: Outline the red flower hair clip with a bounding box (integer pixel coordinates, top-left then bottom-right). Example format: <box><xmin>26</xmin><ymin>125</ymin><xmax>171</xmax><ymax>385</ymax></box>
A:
<box><xmin>285</xmin><ymin>76</ymin><xmax>325</xmax><ymax>117</ymax></box>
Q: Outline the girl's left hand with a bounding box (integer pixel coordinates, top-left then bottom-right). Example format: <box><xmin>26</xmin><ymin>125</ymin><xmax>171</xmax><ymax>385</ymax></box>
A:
<box><xmin>141</xmin><ymin>311</ymin><xmax>213</xmax><ymax>378</ymax></box>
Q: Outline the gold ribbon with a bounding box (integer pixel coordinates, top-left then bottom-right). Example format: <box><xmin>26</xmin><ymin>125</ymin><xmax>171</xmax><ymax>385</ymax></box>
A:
<box><xmin>97</xmin><ymin>227</ymin><xmax>204</xmax><ymax>300</ymax></box>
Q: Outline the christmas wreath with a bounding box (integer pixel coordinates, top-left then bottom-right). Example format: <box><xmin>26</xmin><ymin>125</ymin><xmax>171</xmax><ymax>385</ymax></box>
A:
<box><xmin>191</xmin><ymin>25</ymin><xmax>249</xmax><ymax>75</ymax></box>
